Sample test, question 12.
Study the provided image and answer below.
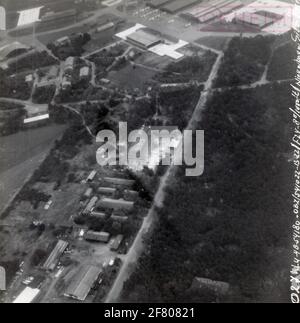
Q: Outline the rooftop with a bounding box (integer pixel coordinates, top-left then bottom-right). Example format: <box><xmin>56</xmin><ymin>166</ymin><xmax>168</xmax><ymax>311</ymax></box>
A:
<box><xmin>127</xmin><ymin>30</ymin><xmax>161</xmax><ymax>48</ymax></box>
<box><xmin>43</xmin><ymin>240</ymin><xmax>68</xmax><ymax>271</ymax></box>
<box><xmin>24</xmin><ymin>114</ymin><xmax>50</xmax><ymax>124</ymax></box>
<box><xmin>17</xmin><ymin>7</ymin><xmax>43</xmax><ymax>27</ymax></box>
<box><xmin>13</xmin><ymin>287</ymin><xmax>40</xmax><ymax>303</ymax></box>
<box><xmin>65</xmin><ymin>265</ymin><xmax>102</xmax><ymax>301</ymax></box>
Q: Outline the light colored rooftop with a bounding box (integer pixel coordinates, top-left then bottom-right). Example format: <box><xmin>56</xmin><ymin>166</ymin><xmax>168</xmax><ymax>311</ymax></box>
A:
<box><xmin>13</xmin><ymin>287</ymin><xmax>40</xmax><ymax>303</ymax></box>
<box><xmin>224</xmin><ymin>0</ymin><xmax>295</xmax><ymax>35</ymax></box>
<box><xmin>127</xmin><ymin>30</ymin><xmax>161</xmax><ymax>47</ymax></box>
<box><xmin>65</xmin><ymin>265</ymin><xmax>102</xmax><ymax>301</ymax></box>
<box><xmin>17</xmin><ymin>7</ymin><xmax>43</xmax><ymax>27</ymax></box>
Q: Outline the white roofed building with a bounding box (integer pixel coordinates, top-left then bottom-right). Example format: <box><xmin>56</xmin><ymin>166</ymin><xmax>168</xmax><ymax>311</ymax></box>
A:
<box><xmin>17</xmin><ymin>7</ymin><xmax>43</xmax><ymax>27</ymax></box>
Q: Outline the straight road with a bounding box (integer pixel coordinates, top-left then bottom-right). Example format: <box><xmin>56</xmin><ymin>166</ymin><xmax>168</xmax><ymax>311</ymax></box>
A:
<box><xmin>105</xmin><ymin>48</ymin><xmax>225</xmax><ymax>303</ymax></box>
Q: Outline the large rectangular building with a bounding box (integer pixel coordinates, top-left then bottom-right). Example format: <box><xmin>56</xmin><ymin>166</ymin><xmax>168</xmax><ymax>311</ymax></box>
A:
<box><xmin>104</xmin><ymin>177</ymin><xmax>135</xmax><ymax>187</ymax></box>
<box><xmin>64</xmin><ymin>265</ymin><xmax>102</xmax><ymax>301</ymax></box>
<box><xmin>85</xmin><ymin>231</ymin><xmax>111</xmax><ymax>243</ymax></box>
<box><xmin>182</xmin><ymin>0</ymin><xmax>244</xmax><ymax>23</ymax></box>
<box><xmin>146</xmin><ymin>0</ymin><xmax>174</xmax><ymax>8</ymax></box>
<box><xmin>223</xmin><ymin>0</ymin><xmax>293</xmax><ymax>35</ymax></box>
<box><xmin>233</xmin><ymin>11</ymin><xmax>280</xmax><ymax>29</ymax></box>
<box><xmin>182</xmin><ymin>0</ymin><xmax>229</xmax><ymax>20</ymax></box>
<box><xmin>82</xmin><ymin>196</ymin><xmax>99</xmax><ymax>215</ymax></box>
<box><xmin>99</xmin><ymin>198</ymin><xmax>135</xmax><ymax>211</ymax></box>
<box><xmin>162</xmin><ymin>0</ymin><xmax>200</xmax><ymax>14</ymax></box>
<box><xmin>127</xmin><ymin>30</ymin><xmax>162</xmax><ymax>49</ymax></box>
<box><xmin>40</xmin><ymin>9</ymin><xmax>77</xmax><ymax>23</ymax></box>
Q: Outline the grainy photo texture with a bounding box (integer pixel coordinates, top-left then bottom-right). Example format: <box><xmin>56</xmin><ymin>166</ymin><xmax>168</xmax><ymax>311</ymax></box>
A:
<box><xmin>0</xmin><ymin>0</ymin><xmax>299</xmax><ymax>307</ymax></box>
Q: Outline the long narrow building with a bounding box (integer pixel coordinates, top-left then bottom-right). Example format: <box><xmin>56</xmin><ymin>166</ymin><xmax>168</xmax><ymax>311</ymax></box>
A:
<box><xmin>43</xmin><ymin>240</ymin><xmax>68</xmax><ymax>271</ymax></box>
<box><xmin>182</xmin><ymin>0</ymin><xmax>244</xmax><ymax>23</ymax></box>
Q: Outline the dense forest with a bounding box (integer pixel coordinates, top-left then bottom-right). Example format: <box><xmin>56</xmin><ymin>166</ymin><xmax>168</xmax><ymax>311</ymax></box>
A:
<box><xmin>122</xmin><ymin>82</ymin><xmax>293</xmax><ymax>303</ymax></box>
<box><xmin>32</xmin><ymin>85</ymin><xmax>56</xmax><ymax>104</ymax></box>
<box><xmin>214</xmin><ymin>36</ymin><xmax>274</xmax><ymax>87</ymax></box>
<box><xmin>0</xmin><ymin>71</ymin><xmax>31</xmax><ymax>100</ymax></box>
<box><xmin>155</xmin><ymin>51</ymin><xmax>217</xmax><ymax>84</ymax></box>
<box><xmin>267</xmin><ymin>43</ymin><xmax>296</xmax><ymax>81</ymax></box>
<box><xmin>6</xmin><ymin>51</ymin><xmax>58</xmax><ymax>75</ymax></box>
<box><xmin>0</xmin><ymin>101</ymin><xmax>26</xmax><ymax>136</ymax></box>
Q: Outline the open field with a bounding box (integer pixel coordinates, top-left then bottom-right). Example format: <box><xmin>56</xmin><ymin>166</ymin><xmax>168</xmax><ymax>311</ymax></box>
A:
<box><xmin>0</xmin><ymin>124</ymin><xmax>66</xmax><ymax>174</ymax></box>
<box><xmin>0</xmin><ymin>124</ymin><xmax>66</xmax><ymax>214</ymax></box>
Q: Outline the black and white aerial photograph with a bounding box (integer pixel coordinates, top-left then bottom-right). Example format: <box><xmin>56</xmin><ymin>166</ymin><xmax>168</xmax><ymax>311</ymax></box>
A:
<box><xmin>0</xmin><ymin>0</ymin><xmax>299</xmax><ymax>308</ymax></box>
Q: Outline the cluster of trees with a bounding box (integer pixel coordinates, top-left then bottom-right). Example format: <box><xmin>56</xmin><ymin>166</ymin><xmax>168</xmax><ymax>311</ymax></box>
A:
<box><xmin>0</xmin><ymin>72</ymin><xmax>31</xmax><ymax>100</ymax></box>
<box><xmin>32</xmin><ymin>85</ymin><xmax>56</xmax><ymax>104</ymax></box>
<box><xmin>55</xmin><ymin>81</ymin><xmax>91</xmax><ymax>103</ymax></box>
<box><xmin>31</xmin><ymin>108</ymin><xmax>92</xmax><ymax>188</ymax></box>
<box><xmin>89</xmin><ymin>44</ymin><xmax>128</xmax><ymax>81</ymax></box>
<box><xmin>48</xmin><ymin>33</ymin><xmax>91</xmax><ymax>60</ymax></box>
<box><xmin>267</xmin><ymin>43</ymin><xmax>296</xmax><ymax>81</ymax></box>
<box><xmin>158</xmin><ymin>85</ymin><xmax>202</xmax><ymax>130</ymax></box>
<box><xmin>0</xmin><ymin>101</ymin><xmax>26</xmax><ymax>136</ymax></box>
<box><xmin>215</xmin><ymin>35</ymin><xmax>274</xmax><ymax>87</ymax></box>
<box><xmin>124</xmin><ymin>98</ymin><xmax>156</xmax><ymax>131</ymax></box>
<box><xmin>156</xmin><ymin>51</ymin><xmax>217</xmax><ymax>84</ymax></box>
<box><xmin>122</xmin><ymin>82</ymin><xmax>292</xmax><ymax>303</ymax></box>
<box><xmin>30</xmin><ymin>248</ymin><xmax>48</xmax><ymax>267</ymax></box>
<box><xmin>6</xmin><ymin>51</ymin><xmax>58</xmax><ymax>75</ymax></box>
<box><xmin>80</xmin><ymin>101</ymin><xmax>109</xmax><ymax>133</ymax></box>
<box><xmin>17</xmin><ymin>187</ymin><xmax>51</xmax><ymax>209</ymax></box>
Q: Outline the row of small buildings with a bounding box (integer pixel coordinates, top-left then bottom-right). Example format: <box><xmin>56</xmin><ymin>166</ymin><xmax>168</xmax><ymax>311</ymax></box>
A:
<box><xmin>80</xmin><ymin>171</ymin><xmax>139</xmax><ymax>250</ymax></box>
<box><xmin>61</xmin><ymin>171</ymin><xmax>140</xmax><ymax>301</ymax></box>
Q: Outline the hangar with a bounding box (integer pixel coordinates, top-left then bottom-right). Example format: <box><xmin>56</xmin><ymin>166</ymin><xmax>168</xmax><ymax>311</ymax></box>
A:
<box><xmin>64</xmin><ymin>265</ymin><xmax>103</xmax><ymax>301</ymax></box>
<box><xmin>0</xmin><ymin>42</ymin><xmax>29</xmax><ymax>61</ymax></box>
<box><xmin>127</xmin><ymin>30</ymin><xmax>162</xmax><ymax>49</ymax></box>
<box><xmin>99</xmin><ymin>198</ymin><xmax>135</xmax><ymax>211</ymax></box>
<box><xmin>224</xmin><ymin>0</ymin><xmax>294</xmax><ymax>34</ymax></box>
<box><xmin>182</xmin><ymin>0</ymin><xmax>244</xmax><ymax>23</ymax></box>
<box><xmin>233</xmin><ymin>11</ymin><xmax>282</xmax><ymax>29</ymax></box>
<box><xmin>116</xmin><ymin>24</ymin><xmax>189</xmax><ymax>60</ymax></box>
<box><xmin>40</xmin><ymin>9</ymin><xmax>76</xmax><ymax>23</ymax></box>
<box><xmin>43</xmin><ymin>240</ymin><xmax>68</xmax><ymax>271</ymax></box>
